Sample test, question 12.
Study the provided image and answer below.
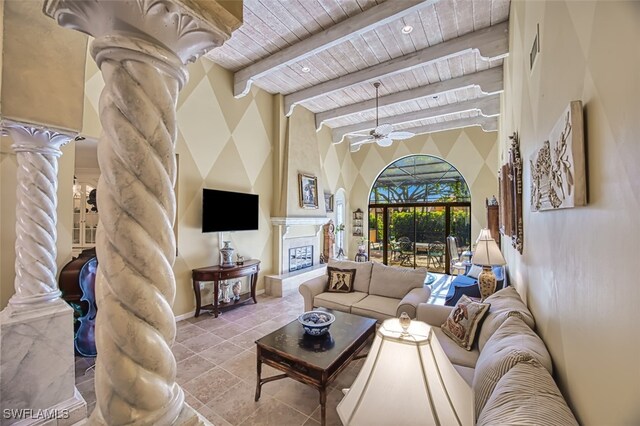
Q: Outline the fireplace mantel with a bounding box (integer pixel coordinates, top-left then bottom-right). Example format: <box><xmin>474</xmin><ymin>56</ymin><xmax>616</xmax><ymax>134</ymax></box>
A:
<box><xmin>270</xmin><ymin>217</ymin><xmax>329</xmax><ymax>226</ymax></box>
<box><xmin>270</xmin><ymin>216</ymin><xmax>330</xmax><ymax>280</ymax></box>
<box><xmin>271</xmin><ymin>216</ymin><xmax>330</xmax><ymax>240</ymax></box>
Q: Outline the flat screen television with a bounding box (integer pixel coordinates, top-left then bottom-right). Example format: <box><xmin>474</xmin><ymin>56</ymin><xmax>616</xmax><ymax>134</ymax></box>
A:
<box><xmin>202</xmin><ymin>188</ymin><xmax>259</xmax><ymax>233</ymax></box>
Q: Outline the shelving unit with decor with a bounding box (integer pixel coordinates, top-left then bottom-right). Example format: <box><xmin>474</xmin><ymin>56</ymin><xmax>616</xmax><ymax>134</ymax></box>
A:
<box><xmin>352</xmin><ymin>208</ymin><xmax>364</xmax><ymax>237</ymax></box>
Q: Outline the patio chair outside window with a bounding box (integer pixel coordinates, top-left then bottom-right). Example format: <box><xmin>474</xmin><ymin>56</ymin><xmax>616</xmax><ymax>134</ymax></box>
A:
<box><xmin>394</xmin><ymin>236</ymin><xmax>414</xmax><ymax>266</ymax></box>
<box><xmin>447</xmin><ymin>235</ymin><xmax>466</xmax><ymax>275</ymax></box>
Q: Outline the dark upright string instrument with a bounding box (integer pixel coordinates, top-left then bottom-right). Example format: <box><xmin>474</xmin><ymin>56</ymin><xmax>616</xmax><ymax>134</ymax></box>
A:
<box><xmin>59</xmin><ymin>248</ymin><xmax>98</xmax><ymax>357</ymax></box>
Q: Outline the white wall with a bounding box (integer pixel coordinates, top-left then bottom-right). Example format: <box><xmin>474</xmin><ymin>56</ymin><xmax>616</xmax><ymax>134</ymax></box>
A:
<box><xmin>500</xmin><ymin>1</ymin><xmax>640</xmax><ymax>423</ymax></box>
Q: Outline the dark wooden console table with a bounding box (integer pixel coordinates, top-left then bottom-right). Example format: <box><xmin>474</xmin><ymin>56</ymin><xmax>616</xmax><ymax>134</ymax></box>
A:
<box><xmin>192</xmin><ymin>259</ymin><xmax>260</xmax><ymax>318</ymax></box>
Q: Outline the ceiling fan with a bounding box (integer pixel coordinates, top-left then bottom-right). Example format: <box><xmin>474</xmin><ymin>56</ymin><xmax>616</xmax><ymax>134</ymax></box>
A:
<box><xmin>351</xmin><ymin>82</ymin><xmax>415</xmax><ymax>148</ymax></box>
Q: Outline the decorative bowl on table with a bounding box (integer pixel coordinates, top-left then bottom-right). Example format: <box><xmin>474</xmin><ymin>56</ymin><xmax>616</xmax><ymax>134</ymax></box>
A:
<box><xmin>298</xmin><ymin>311</ymin><xmax>336</xmax><ymax>336</ymax></box>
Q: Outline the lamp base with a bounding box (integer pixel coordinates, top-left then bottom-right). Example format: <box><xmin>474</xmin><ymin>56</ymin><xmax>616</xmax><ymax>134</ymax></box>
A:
<box><xmin>478</xmin><ymin>266</ymin><xmax>497</xmax><ymax>300</ymax></box>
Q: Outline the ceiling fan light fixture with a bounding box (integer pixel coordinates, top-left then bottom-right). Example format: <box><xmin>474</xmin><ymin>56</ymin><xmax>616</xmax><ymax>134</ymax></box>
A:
<box><xmin>401</xmin><ymin>25</ymin><xmax>413</xmax><ymax>35</ymax></box>
<box><xmin>301</xmin><ymin>66</ymin><xmax>311</xmax><ymax>73</ymax></box>
<box><xmin>359</xmin><ymin>81</ymin><xmax>415</xmax><ymax>150</ymax></box>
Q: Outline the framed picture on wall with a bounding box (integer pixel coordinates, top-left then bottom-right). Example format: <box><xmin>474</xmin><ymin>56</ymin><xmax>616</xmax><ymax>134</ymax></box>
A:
<box><xmin>499</xmin><ymin>132</ymin><xmax>523</xmax><ymax>254</ymax></box>
<box><xmin>324</xmin><ymin>192</ymin><xmax>334</xmax><ymax>212</ymax></box>
<box><xmin>298</xmin><ymin>173</ymin><xmax>318</xmax><ymax>209</ymax></box>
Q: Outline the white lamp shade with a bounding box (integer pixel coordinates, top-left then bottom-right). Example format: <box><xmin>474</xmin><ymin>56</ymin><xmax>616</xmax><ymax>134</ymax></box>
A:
<box><xmin>475</xmin><ymin>228</ymin><xmax>494</xmax><ymax>243</ymax></box>
<box><xmin>472</xmin><ymin>229</ymin><xmax>506</xmax><ymax>266</ymax></box>
<box><xmin>337</xmin><ymin>319</ymin><xmax>473</xmax><ymax>426</ymax></box>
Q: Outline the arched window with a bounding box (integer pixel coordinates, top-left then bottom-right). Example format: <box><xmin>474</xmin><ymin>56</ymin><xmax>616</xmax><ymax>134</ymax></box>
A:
<box><xmin>368</xmin><ymin>155</ymin><xmax>471</xmax><ymax>274</ymax></box>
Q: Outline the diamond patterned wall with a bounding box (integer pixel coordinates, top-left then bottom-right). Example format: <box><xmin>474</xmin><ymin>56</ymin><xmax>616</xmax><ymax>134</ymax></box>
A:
<box><xmin>81</xmin><ymin>52</ymin><xmax>274</xmax><ymax>316</ymax></box>
<box><xmin>83</xmin><ymin>52</ymin><xmax>361</xmax><ymax>316</ymax></box>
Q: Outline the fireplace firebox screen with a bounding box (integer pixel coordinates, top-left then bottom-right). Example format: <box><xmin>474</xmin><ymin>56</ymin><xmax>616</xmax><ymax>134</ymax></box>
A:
<box><xmin>289</xmin><ymin>245</ymin><xmax>313</xmax><ymax>272</ymax></box>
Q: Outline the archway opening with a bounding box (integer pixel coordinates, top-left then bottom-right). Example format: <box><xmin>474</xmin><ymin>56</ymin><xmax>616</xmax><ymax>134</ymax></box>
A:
<box><xmin>368</xmin><ymin>155</ymin><xmax>471</xmax><ymax>274</ymax></box>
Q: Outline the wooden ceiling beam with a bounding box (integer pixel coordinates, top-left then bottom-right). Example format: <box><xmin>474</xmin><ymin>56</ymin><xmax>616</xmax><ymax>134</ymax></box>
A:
<box><xmin>400</xmin><ymin>115</ymin><xmax>498</xmax><ymax>133</ymax></box>
<box><xmin>315</xmin><ymin>66</ymin><xmax>503</xmax><ymax>130</ymax></box>
<box><xmin>285</xmin><ymin>21</ymin><xmax>509</xmax><ymax>116</ymax></box>
<box><xmin>333</xmin><ymin>94</ymin><xmax>500</xmax><ymax>144</ymax></box>
<box><xmin>233</xmin><ymin>0</ymin><xmax>436</xmax><ymax>98</ymax></box>
<box><xmin>349</xmin><ymin>116</ymin><xmax>498</xmax><ymax>152</ymax></box>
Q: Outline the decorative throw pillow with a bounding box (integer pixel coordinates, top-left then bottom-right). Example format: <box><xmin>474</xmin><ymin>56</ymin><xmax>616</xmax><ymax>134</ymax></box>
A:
<box><xmin>466</xmin><ymin>264</ymin><xmax>483</xmax><ymax>279</ymax></box>
<box><xmin>327</xmin><ymin>267</ymin><xmax>356</xmax><ymax>293</ymax></box>
<box><xmin>441</xmin><ymin>295</ymin><xmax>490</xmax><ymax>350</ymax></box>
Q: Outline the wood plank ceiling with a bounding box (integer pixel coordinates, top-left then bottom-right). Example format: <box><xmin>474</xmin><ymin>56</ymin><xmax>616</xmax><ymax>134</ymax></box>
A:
<box><xmin>205</xmin><ymin>0</ymin><xmax>510</xmax><ymax>151</ymax></box>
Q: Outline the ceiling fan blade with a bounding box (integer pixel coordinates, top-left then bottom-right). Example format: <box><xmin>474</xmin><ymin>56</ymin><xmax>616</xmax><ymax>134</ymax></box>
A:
<box><xmin>374</xmin><ymin>123</ymin><xmax>393</xmax><ymax>137</ymax></box>
<box><xmin>376</xmin><ymin>137</ymin><xmax>393</xmax><ymax>147</ymax></box>
<box><xmin>388</xmin><ymin>131</ymin><xmax>415</xmax><ymax>140</ymax></box>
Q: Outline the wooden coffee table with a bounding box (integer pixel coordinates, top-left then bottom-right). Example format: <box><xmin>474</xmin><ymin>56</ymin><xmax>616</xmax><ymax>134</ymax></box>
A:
<box><xmin>255</xmin><ymin>309</ymin><xmax>376</xmax><ymax>425</ymax></box>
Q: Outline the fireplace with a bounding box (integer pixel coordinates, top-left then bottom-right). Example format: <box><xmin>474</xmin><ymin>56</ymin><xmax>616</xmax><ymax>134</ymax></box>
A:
<box><xmin>289</xmin><ymin>245</ymin><xmax>313</xmax><ymax>272</ymax></box>
<box><xmin>266</xmin><ymin>217</ymin><xmax>329</xmax><ymax>297</ymax></box>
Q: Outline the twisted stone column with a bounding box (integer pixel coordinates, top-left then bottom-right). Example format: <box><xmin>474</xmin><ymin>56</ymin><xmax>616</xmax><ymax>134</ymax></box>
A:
<box><xmin>4</xmin><ymin>123</ymin><xmax>72</xmax><ymax>311</ymax></box>
<box><xmin>44</xmin><ymin>1</ymin><xmax>241</xmax><ymax>423</ymax></box>
<box><xmin>0</xmin><ymin>122</ymin><xmax>84</xmax><ymax>422</ymax></box>
<box><xmin>89</xmin><ymin>36</ymin><xmax>185</xmax><ymax>425</ymax></box>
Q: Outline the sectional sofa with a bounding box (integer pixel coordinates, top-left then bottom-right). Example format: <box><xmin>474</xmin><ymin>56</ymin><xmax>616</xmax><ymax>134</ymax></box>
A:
<box><xmin>416</xmin><ymin>286</ymin><xmax>579</xmax><ymax>425</ymax></box>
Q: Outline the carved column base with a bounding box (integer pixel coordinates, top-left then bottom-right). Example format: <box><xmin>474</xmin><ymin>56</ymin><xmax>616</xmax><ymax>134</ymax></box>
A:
<box><xmin>87</xmin><ymin>402</ymin><xmax>211</xmax><ymax>426</ymax></box>
<box><xmin>0</xmin><ymin>299</ymin><xmax>86</xmax><ymax>425</ymax></box>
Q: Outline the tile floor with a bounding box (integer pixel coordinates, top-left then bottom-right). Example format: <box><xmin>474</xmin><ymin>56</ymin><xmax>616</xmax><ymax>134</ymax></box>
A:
<box><xmin>75</xmin><ymin>292</ymin><xmax>368</xmax><ymax>426</ymax></box>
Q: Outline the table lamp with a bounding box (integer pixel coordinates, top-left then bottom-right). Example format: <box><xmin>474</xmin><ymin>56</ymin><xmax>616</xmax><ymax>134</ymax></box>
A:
<box><xmin>475</xmin><ymin>228</ymin><xmax>494</xmax><ymax>243</ymax></box>
<box><xmin>471</xmin><ymin>228</ymin><xmax>506</xmax><ymax>300</ymax></box>
<box><xmin>337</xmin><ymin>318</ymin><xmax>473</xmax><ymax>426</ymax></box>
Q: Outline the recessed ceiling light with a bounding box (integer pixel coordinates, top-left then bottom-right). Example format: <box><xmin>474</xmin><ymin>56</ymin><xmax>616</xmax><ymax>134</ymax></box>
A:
<box><xmin>301</xmin><ymin>66</ymin><xmax>311</xmax><ymax>73</ymax></box>
<box><xmin>401</xmin><ymin>25</ymin><xmax>413</xmax><ymax>35</ymax></box>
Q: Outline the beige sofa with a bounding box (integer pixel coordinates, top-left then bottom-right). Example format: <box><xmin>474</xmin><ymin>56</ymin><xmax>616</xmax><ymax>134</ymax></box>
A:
<box><xmin>416</xmin><ymin>286</ymin><xmax>579</xmax><ymax>425</ymax></box>
<box><xmin>299</xmin><ymin>259</ymin><xmax>431</xmax><ymax>322</ymax></box>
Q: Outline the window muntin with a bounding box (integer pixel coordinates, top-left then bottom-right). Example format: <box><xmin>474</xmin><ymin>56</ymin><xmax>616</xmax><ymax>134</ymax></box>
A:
<box><xmin>370</xmin><ymin>156</ymin><xmax>470</xmax><ymax>204</ymax></box>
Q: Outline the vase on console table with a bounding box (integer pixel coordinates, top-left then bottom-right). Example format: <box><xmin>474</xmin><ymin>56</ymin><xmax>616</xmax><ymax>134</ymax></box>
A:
<box><xmin>219</xmin><ymin>281</ymin><xmax>231</xmax><ymax>303</ymax></box>
<box><xmin>232</xmin><ymin>280</ymin><xmax>242</xmax><ymax>301</ymax></box>
<box><xmin>220</xmin><ymin>241</ymin><xmax>235</xmax><ymax>268</ymax></box>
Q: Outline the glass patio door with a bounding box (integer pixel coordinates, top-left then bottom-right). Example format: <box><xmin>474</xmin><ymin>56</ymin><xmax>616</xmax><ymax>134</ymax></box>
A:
<box><xmin>386</xmin><ymin>207</ymin><xmax>415</xmax><ymax>268</ymax></box>
<box><xmin>367</xmin><ymin>155</ymin><xmax>472</xmax><ymax>273</ymax></box>
<box><xmin>368</xmin><ymin>204</ymin><xmax>470</xmax><ymax>274</ymax></box>
<box><xmin>369</xmin><ymin>207</ymin><xmax>384</xmax><ymax>264</ymax></box>
<box><xmin>415</xmin><ymin>206</ymin><xmax>447</xmax><ymax>273</ymax></box>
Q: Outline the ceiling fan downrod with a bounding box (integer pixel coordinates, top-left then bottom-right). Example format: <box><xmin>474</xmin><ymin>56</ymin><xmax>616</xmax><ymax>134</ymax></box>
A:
<box><xmin>374</xmin><ymin>81</ymin><xmax>380</xmax><ymax>129</ymax></box>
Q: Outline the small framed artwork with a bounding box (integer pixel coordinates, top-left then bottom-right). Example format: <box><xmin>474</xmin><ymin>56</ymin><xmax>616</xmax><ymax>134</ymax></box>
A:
<box><xmin>324</xmin><ymin>192</ymin><xmax>334</xmax><ymax>213</ymax></box>
<box><xmin>298</xmin><ymin>173</ymin><xmax>318</xmax><ymax>209</ymax></box>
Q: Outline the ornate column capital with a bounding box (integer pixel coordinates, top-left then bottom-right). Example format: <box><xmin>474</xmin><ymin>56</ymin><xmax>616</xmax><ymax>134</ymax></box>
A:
<box><xmin>43</xmin><ymin>0</ymin><xmax>241</xmax><ymax>66</ymax></box>
<box><xmin>1</xmin><ymin>120</ymin><xmax>74</xmax><ymax>155</ymax></box>
<box><xmin>1</xmin><ymin>120</ymin><xmax>75</xmax><ymax>313</ymax></box>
